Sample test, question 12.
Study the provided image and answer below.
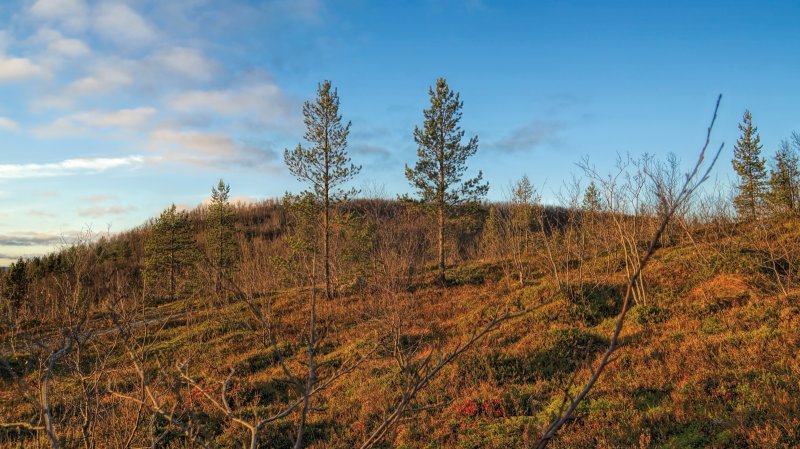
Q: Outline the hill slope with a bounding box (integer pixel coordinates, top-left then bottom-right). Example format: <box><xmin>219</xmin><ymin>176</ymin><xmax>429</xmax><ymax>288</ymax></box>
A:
<box><xmin>1</xmin><ymin>201</ymin><xmax>799</xmax><ymax>448</ymax></box>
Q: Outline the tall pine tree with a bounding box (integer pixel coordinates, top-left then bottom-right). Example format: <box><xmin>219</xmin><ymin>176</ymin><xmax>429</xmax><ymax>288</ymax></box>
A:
<box><xmin>207</xmin><ymin>179</ymin><xmax>238</xmax><ymax>295</ymax></box>
<box><xmin>509</xmin><ymin>175</ymin><xmax>537</xmax><ymax>284</ymax></box>
<box><xmin>406</xmin><ymin>78</ymin><xmax>489</xmax><ymax>284</ymax></box>
<box><xmin>285</xmin><ymin>81</ymin><xmax>360</xmax><ymax>299</ymax></box>
<box><xmin>732</xmin><ymin>110</ymin><xmax>767</xmax><ymax>221</ymax></box>
<box><xmin>767</xmin><ymin>135</ymin><xmax>800</xmax><ymax>217</ymax></box>
<box><xmin>144</xmin><ymin>204</ymin><xmax>198</xmax><ymax>302</ymax></box>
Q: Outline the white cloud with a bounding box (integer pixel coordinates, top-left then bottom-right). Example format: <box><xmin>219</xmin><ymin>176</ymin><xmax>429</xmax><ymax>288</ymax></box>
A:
<box><xmin>78</xmin><ymin>205</ymin><xmax>136</xmax><ymax>217</ymax></box>
<box><xmin>0</xmin><ymin>56</ymin><xmax>50</xmax><ymax>82</ymax></box>
<box><xmin>167</xmin><ymin>82</ymin><xmax>293</xmax><ymax>125</ymax></box>
<box><xmin>0</xmin><ymin>155</ymin><xmax>152</xmax><ymax>179</ymax></box>
<box><xmin>68</xmin><ymin>64</ymin><xmax>133</xmax><ymax>94</ymax></box>
<box><xmin>151</xmin><ymin>128</ymin><xmax>239</xmax><ymax>158</ymax></box>
<box><xmin>31</xmin><ymin>28</ymin><xmax>90</xmax><ymax>58</ymax></box>
<box><xmin>84</xmin><ymin>194</ymin><xmax>117</xmax><ymax>202</ymax></box>
<box><xmin>29</xmin><ymin>0</ymin><xmax>89</xmax><ymax>32</ymax></box>
<box><xmin>149</xmin><ymin>47</ymin><xmax>217</xmax><ymax>82</ymax></box>
<box><xmin>149</xmin><ymin>127</ymin><xmax>276</xmax><ymax>168</ymax></box>
<box><xmin>33</xmin><ymin>116</ymin><xmax>81</xmax><ymax>136</ymax></box>
<box><xmin>73</xmin><ymin>107</ymin><xmax>157</xmax><ymax>128</ymax></box>
<box><xmin>93</xmin><ymin>3</ymin><xmax>158</xmax><ymax>47</ymax></box>
<box><xmin>0</xmin><ymin>231</ymin><xmax>67</xmax><ymax>247</ymax></box>
<box><xmin>35</xmin><ymin>107</ymin><xmax>156</xmax><ymax>136</ymax></box>
<box><xmin>0</xmin><ymin>117</ymin><xmax>20</xmax><ymax>131</ymax></box>
<box><xmin>48</xmin><ymin>37</ymin><xmax>90</xmax><ymax>57</ymax></box>
<box><xmin>491</xmin><ymin>120</ymin><xmax>566</xmax><ymax>153</ymax></box>
<box><xmin>31</xmin><ymin>63</ymin><xmax>134</xmax><ymax>110</ymax></box>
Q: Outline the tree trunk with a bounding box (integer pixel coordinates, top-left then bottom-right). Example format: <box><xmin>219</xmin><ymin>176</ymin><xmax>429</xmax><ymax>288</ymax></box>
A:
<box><xmin>324</xmin><ymin>185</ymin><xmax>331</xmax><ymax>300</ymax></box>
<box><xmin>169</xmin><ymin>232</ymin><xmax>175</xmax><ymax>303</ymax></box>
<box><xmin>215</xmin><ymin>220</ymin><xmax>222</xmax><ymax>296</ymax></box>
<box><xmin>438</xmin><ymin>201</ymin><xmax>445</xmax><ymax>285</ymax></box>
<box><xmin>438</xmin><ymin>132</ymin><xmax>446</xmax><ymax>286</ymax></box>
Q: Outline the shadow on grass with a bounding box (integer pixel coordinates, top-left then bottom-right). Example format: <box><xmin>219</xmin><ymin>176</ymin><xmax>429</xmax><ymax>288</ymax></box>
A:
<box><xmin>459</xmin><ymin>328</ymin><xmax>609</xmax><ymax>384</ymax></box>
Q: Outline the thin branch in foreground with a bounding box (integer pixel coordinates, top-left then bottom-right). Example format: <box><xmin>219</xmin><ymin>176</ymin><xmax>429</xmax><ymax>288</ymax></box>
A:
<box><xmin>535</xmin><ymin>95</ymin><xmax>724</xmax><ymax>448</ymax></box>
<box><xmin>107</xmin><ymin>309</ymin><xmax>213</xmax><ymax>449</ymax></box>
<box><xmin>360</xmin><ymin>308</ymin><xmax>522</xmax><ymax>449</ymax></box>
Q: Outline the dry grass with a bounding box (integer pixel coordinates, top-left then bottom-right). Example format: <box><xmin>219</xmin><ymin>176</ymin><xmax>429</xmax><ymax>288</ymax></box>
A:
<box><xmin>3</xmin><ymin>214</ymin><xmax>800</xmax><ymax>448</ymax></box>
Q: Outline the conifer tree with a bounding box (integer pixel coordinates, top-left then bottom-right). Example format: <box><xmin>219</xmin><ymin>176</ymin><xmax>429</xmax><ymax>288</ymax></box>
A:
<box><xmin>509</xmin><ymin>175</ymin><xmax>537</xmax><ymax>284</ymax></box>
<box><xmin>406</xmin><ymin>78</ymin><xmax>489</xmax><ymax>284</ymax></box>
<box><xmin>284</xmin><ymin>81</ymin><xmax>360</xmax><ymax>299</ymax></box>
<box><xmin>208</xmin><ymin>179</ymin><xmax>238</xmax><ymax>295</ymax></box>
<box><xmin>732</xmin><ymin>110</ymin><xmax>767</xmax><ymax>221</ymax></box>
<box><xmin>284</xmin><ymin>191</ymin><xmax>319</xmax><ymax>280</ymax></box>
<box><xmin>583</xmin><ymin>181</ymin><xmax>602</xmax><ymax>212</ymax></box>
<box><xmin>767</xmin><ymin>134</ymin><xmax>800</xmax><ymax>216</ymax></box>
<box><xmin>144</xmin><ymin>204</ymin><xmax>198</xmax><ymax>302</ymax></box>
<box><xmin>2</xmin><ymin>258</ymin><xmax>27</xmax><ymax>308</ymax></box>
<box><xmin>511</xmin><ymin>175</ymin><xmax>536</xmax><ymax>223</ymax></box>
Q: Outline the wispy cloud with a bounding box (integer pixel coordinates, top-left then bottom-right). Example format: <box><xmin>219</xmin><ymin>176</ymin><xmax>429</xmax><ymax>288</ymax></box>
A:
<box><xmin>74</xmin><ymin>107</ymin><xmax>157</xmax><ymax>128</ymax></box>
<box><xmin>35</xmin><ymin>107</ymin><xmax>157</xmax><ymax>136</ymax></box>
<box><xmin>148</xmin><ymin>47</ymin><xmax>218</xmax><ymax>82</ymax></box>
<box><xmin>78</xmin><ymin>205</ymin><xmax>136</xmax><ymax>217</ymax></box>
<box><xmin>33</xmin><ymin>63</ymin><xmax>134</xmax><ymax>109</ymax></box>
<box><xmin>149</xmin><ymin>128</ymin><xmax>277</xmax><ymax>169</ymax></box>
<box><xmin>0</xmin><ymin>232</ymin><xmax>67</xmax><ymax>247</ymax></box>
<box><xmin>28</xmin><ymin>209</ymin><xmax>57</xmax><ymax>218</ymax></box>
<box><xmin>0</xmin><ymin>155</ymin><xmax>152</xmax><ymax>179</ymax></box>
<box><xmin>352</xmin><ymin>143</ymin><xmax>391</xmax><ymax>157</ymax></box>
<box><xmin>33</xmin><ymin>28</ymin><xmax>91</xmax><ymax>59</ymax></box>
<box><xmin>69</xmin><ymin>64</ymin><xmax>133</xmax><ymax>95</ymax></box>
<box><xmin>0</xmin><ymin>117</ymin><xmax>20</xmax><ymax>131</ymax></box>
<box><xmin>93</xmin><ymin>2</ymin><xmax>158</xmax><ymax>47</ymax></box>
<box><xmin>29</xmin><ymin>0</ymin><xmax>89</xmax><ymax>32</ymax></box>
<box><xmin>491</xmin><ymin>120</ymin><xmax>566</xmax><ymax>153</ymax></box>
<box><xmin>0</xmin><ymin>55</ymin><xmax>51</xmax><ymax>82</ymax></box>
<box><xmin>84</xmin><ymin>194</ymin><xmax>118</xmax><ymax>203</ymax></box>
<box><xmin>167</xmin><ymin>81</ymin><xmax>295</xmax><ymax>126</ymax></box>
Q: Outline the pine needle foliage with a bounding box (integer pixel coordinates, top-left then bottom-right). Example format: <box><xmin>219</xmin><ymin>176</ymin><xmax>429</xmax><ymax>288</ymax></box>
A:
<box><xmin>208</xmin><ymin>179</ymin><xmax>238</xmax><ymax>295</ymax></box>
<box><xmin>732</xmin><ymin>110</ymin><xmax>767</xmax><ymax>221</ymax></box>
<box><xmin>284</xmin><ymin>80</ymin><xmax>360</xmax><ymax>299</ymax></box>
<box><xmin>405</xmin><ymin>78</ymin><xmax>489</xmax><ymax>284</ymax></box>
<box><xmin>583</xmin><ymin>181</ymin><xmax>602</xmax><ymax>212</ymax></box>
<box><xmin>767</xmin><ymin>134</ymin><xmax>800</xmax><ymax>216</ymax></box>
<box><xmin>144</xmin><ymin>204</ymin><xmax>199</xmax><ymax>302</ymax></box>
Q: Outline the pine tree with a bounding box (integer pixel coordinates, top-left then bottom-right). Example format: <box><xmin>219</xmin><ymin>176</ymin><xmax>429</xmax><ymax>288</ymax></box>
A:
<box><xmin>2</xmin><ymin>258</ymin><xmax>27</xmax><ymax>308</ymax></box>
<box><xmin>208</xmin><ymin>179</ymin><xmax>238</xmax><ymax>295</ymax></box>
<box><xmin>732</xmin><ymin>110</ymin><xmax>767</xmax><ymax>221</ymax></box>
<box><xmin>767</xmin><ymin>135</ymin><xmax>800</xmax><ymax>217</ymax></box>
<box><xmin>144</xmin><ymin>204</ymin><xmax>199</xmax><ymax>302</ymax></box>
<box><xmin>284</xmin><ymin>80</ymin><xmax>360</xmax><ymax>299</ymax></box>
<box><xmin>583</xmin><ymin>181</ymin><xmax>602</xmax><ymax>212</ymax></box>
<box><xmin>405</xmin><ymin>78</ymin><xmax>489</xmax><ymax>284</ymax></box>
<box><xmin>509</xmin><ymin>175</ymin><xmax>537</xmax><ymax>284</ymax></box>
<box><xmin>284</xmin><ymin>191</ymin><xmax>319</xmax><ymax>280</ymax></box>
<box><xmin>482</xmin><ymin>206</ymin><xmax>503</xmax><ymax>261</ymax></box>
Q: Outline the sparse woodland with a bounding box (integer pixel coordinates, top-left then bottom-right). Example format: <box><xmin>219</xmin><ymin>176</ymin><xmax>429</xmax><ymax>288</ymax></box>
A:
<box><xmin>2</xmin><ymin>84</ymin><xmax>800</xmax><ymax>449</ymax></box>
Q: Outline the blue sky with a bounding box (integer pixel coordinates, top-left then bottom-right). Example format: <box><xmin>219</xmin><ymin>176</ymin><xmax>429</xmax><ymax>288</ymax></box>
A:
<box><xmin>0</xmin><ymin>0</ymin><xmax>798</xmax><ymax>265</ymax></box>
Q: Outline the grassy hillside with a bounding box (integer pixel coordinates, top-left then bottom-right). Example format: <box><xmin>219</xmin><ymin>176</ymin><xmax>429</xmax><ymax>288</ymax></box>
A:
<box><xmin>1</xmin><ymin>200</ymin><xmax>799</xmax><ymax>448</ymax></box>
